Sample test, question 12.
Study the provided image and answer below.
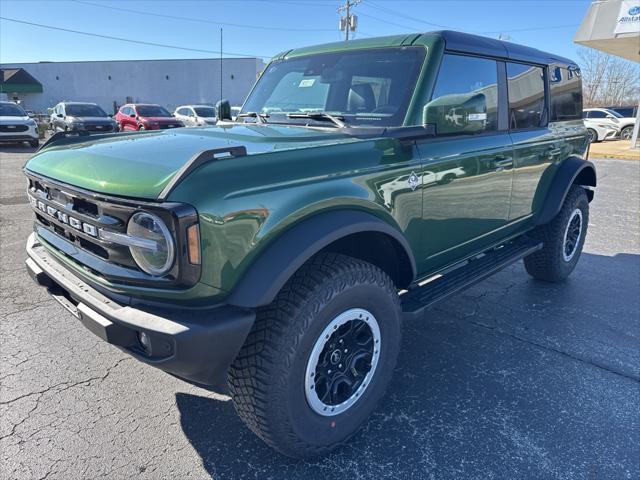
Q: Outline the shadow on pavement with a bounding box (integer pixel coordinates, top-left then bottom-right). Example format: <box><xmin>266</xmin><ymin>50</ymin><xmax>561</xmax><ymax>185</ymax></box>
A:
<box><xmin>0</xmin><ymin>143</ymin><xmax>39</xmax><ymax>154</ymax></box>
<box><xmin>177</xmin><ymin>252</ymin><xmax>639</xmax><ymax>479</ymax></box>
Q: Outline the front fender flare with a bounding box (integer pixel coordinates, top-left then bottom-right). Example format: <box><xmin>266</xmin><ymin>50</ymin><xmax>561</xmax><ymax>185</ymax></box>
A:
<box><xmin>226</xmin><ymin>210</ymin><xmax>417</xmax><ymax>308</ymax></box>
<box><xmin>535</xmin><ymin>156</ymin><xmax>596</xmax><ymax>226</ymax></box>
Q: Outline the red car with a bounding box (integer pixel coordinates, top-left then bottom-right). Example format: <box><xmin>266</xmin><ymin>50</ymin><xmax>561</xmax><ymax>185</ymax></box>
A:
<box><xmin>115</xmin><ymin>103</ymin><xmax>184</xmax><ymax>131</ymax></box>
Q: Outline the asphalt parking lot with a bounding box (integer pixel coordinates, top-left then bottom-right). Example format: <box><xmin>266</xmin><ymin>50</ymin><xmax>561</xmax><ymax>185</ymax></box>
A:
<box><xmin>1</xmin><ymin>145</ymin><xmax>638</xmax><ymax>480</ymax></box>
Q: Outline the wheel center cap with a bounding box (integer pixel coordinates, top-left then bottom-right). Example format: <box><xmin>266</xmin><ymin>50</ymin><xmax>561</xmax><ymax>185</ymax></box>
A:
<box><xmin>330</xmin><ymin>349</ymin><xmax>342</xmax><ymax>365</ymax></box>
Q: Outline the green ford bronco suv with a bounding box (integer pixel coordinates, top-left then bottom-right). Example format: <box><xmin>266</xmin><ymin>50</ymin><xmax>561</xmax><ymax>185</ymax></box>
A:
<box><xmin>24</xmin><ymin>31</ymin><xmax>595</xmax><ymax>457</ymax></box>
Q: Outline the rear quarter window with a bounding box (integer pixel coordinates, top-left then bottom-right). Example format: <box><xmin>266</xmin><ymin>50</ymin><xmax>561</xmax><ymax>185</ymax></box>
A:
<box><xmin>550</xmin><ymin>66</ymin><xmax>582</xmax><ymax>121</ymax></box>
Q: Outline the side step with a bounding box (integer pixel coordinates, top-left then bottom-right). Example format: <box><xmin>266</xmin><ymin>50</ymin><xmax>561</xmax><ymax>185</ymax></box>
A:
<box><xmin>401</xmin><ymin>236</ymin><xmax>543</xmax><ymax>319</ymax></box>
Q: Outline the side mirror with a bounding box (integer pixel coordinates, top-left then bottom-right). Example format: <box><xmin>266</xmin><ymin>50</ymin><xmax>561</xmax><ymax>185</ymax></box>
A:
<box><xmin>129</xmin><ymin>113</ymin><xmax>136</xmax><ymax>118</ymax></box>
<box><xmin>216</xmin><ymin>100</ymin><xmax>232</xmax><ymax>121</ymax></box>
<box><xmin>56</xmin><ymin>113</ymin><xmax>63</xmax><ymax>118</ymax></box>
<box><xmin>423</xmin><ymin>92</ymin><xmax>488</xmax><ymax>135</ymax></box>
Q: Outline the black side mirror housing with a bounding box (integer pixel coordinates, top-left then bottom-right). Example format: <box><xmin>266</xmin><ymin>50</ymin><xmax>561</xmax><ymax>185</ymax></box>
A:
<box><xmin>216</xmin><ymin>100</ymin><xmax>232</xmax><ymax>121</ymax></box>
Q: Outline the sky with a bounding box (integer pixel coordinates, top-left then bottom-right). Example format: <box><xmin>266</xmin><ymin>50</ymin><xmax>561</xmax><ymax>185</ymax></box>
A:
<box><xmin>0</xmin><ymin>0</ymin><xmax>595</xmax><ymax>65</ymax></box>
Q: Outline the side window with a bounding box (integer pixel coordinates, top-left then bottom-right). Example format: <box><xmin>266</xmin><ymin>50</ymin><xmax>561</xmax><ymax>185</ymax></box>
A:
<box><xmin>428</xmin><ymin>54</ymin><xmax>498</xmax><ymax>135</ymax></box>
<box><xmin>588</xmin><ymin>110</ymin><xmax>607</xmax><ymax>119</ymax></box>
<box><xmin>550</xmin><ymin>66</ymin><xmax>582</xmax><ymax>121</ymax></box>
<box><xmin>176</xmin><ymin>108</ymin><xmax>186</xmax><ymax>116</ymax></box>
<box><xmin>507</xmin><ymin>62</ymin><xmax>546</xmax><ymax>129</ymax></box>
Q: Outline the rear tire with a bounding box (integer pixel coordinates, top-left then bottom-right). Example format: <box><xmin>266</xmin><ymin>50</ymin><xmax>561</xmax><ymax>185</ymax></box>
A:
<box><xmin>524</xmin><ymin>185</ymin><xmax>589</xmax><ymax>282</ymax></box>
<box><xmin>587</xmin><ymin>128</ymin><xmax>598</xmax><ymax>143</ymax></box>
<box><xmin>228</xmin><ymin>253</ymin><xmax>402</xmax><ymax>458</ymax></box>
<box><xmin>620</xmin><ymin>126</ymin><xmax>634</xmax><ymax>141</ymax></box>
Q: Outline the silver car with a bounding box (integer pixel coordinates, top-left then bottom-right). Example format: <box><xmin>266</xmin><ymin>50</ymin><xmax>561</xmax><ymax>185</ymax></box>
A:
<box><xmin>0</xmin><ymin>101</ymin><xmax>39</xmax><ymax>148</ymax></box>
<box><xmin>173</xmin><ymin>105</ymin><xmax>217</xmax><ymax>127</ymax></box>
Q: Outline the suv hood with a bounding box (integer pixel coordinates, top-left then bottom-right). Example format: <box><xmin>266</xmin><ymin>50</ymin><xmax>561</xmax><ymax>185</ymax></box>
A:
<box><xmin>0</xmin><ymin>115</ymin><xmax>31</xmax><ymax>124</ymax></box>
<box><xmin>25</xmin><ymin>124</ymin><xmax>361</xmax><ymax>199</ymax></box>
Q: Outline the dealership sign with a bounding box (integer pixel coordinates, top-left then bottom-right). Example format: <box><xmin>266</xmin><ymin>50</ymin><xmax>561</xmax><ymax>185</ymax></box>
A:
<box><xmin>614</xmin><ymin>1</ymin><xmax>640</xmax><ymax>34</ymax></box>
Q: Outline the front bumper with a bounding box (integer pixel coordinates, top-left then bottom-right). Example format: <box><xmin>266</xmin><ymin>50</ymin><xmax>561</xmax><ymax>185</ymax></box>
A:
<box><xmin>0</xmin><ymin>131</ymin><xmax>38</xmax><ymax>142</ymax></box>
<box><xmin>25</xmin><ymin>233</ymin><xmax>255</xmax><ymax>386</ymax></box>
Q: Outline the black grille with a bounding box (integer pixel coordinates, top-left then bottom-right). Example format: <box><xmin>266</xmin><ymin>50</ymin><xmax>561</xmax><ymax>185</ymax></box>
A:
<box><xmin>0</xmin><ymin>124</ymin><xmax>29</xmax><ymax>132</ymax></box>
<box><xmin>25</xmin><ymin>171</ymin><xmax>200</xmax><ymax>288</ymax></box>
<box><xmin>85</xmin><ymin>124</ymin><xmax>114</xmax><ymax>132</ymax></box>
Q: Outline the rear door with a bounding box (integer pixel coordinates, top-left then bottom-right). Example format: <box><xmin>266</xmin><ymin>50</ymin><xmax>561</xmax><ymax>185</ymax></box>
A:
<box><xmin>415</xmin><ymin>53</ymin><xmax>514</xmax><ymax>272</ymax></box>
<box><xmin>506</xmin><ymin>62</ymin><xmax>562</xmax><ymax>220</ymax></box>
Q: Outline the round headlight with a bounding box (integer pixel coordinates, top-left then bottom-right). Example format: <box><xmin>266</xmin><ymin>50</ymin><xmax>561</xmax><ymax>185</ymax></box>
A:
<box><xmin>127</xmin><ymin>212</ymin><xmax>175</xmax><ymax>276</ymax></box>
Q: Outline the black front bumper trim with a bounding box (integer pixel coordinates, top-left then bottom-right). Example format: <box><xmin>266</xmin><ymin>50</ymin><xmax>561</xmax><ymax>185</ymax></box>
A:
<box><xmin>26</xmin><ymin>233</ymin><xmax>256</xmax><ymax>386</ymax></box>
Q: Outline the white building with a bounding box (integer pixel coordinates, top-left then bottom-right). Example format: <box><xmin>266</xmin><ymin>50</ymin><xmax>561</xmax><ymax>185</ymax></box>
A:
<box><xmin>0</xmin><ymin>57</ymin><xmax>264</xmax><ymax>114</ymax></box>
<box><xmin>574</xmin><ymin>0</ymin><xmax>640</xmax><ymax>146</ymax></box>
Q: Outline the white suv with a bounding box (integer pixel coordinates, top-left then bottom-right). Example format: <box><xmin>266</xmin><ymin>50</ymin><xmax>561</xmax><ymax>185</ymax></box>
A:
<box><xmin>583</xmin><ymin>108</ymin><xmax>636</xmax><ymax>140</ymax></box>
<box><xmin>173</xmin><ymin>105</ymin><xmax>217</xmax><ymax>127</ymax></box>
<box><xmin>0</xmin><ymin>101</ymin><xmax>39</xmax><ymax>148</ymax></box>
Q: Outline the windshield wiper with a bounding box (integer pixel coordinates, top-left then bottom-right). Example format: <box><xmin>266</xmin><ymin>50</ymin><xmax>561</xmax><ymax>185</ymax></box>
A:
<box><xmin>286</xmin><ymin>112</ymin><xmax>346</xmax><ymax>128</ymax></box>
<box><xmin>236</xmin><ymin>112</ymin><xmax>269</xmax><ymax>124</ymax></box>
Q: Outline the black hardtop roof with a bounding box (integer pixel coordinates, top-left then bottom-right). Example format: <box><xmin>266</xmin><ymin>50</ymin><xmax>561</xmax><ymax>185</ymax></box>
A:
<box><xmin>432</xmin><ymin>30</ymin><xmax>578</xmax><ymax>68</ymax></box>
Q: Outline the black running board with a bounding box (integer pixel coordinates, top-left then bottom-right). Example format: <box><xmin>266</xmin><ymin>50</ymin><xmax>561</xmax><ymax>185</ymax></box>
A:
<box><xmin>401</xmin><ymin>236</ymin><xmax>542</xmax><ymax>319</ymax></box>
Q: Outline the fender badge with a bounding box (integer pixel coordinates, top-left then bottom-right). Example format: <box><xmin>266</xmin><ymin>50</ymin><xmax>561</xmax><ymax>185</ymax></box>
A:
<box><xmin>408</xmin><ymin>171</ymin><xmax>419</xmax><ymax>191</ymax></box>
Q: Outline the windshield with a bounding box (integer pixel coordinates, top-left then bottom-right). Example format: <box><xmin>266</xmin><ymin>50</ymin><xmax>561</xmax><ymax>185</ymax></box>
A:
<box><xmin>194</xmin><ymin>107</ymin><xmax>216</xmax><ymax>117</ymax></box>
<box><xmin>0</xmin><ymin>103</ymin><xmax>27</xmax><ymax>117</ymax></box>
<box><xmin>241</xmin><ymin>47</ymin><xmax>425</xmax><ymax>127</ymax></box>
<box><xmin>605</xmin><ymin>109</ymin><xmax>623</xmax><ymax>118</ymax></box>
<box><xmin>136</xmin><ymin>105</ymin><xmax>172</xmax><ymax>117</ymax></box>
<box><xmin>65</xmin><ymin>104</ymin><xmax>108</xmax><ymax>117</ymax></box>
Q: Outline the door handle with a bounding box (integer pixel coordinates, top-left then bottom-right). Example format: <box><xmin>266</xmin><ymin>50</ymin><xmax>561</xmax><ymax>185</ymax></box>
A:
<box><xmin>545</xmin><ymin>146</ymin><xmax>562</xmax><ymax>157</ymax></box>
<box><xmin>488</xmin><ymin>156</ymin><xmax>513</xmax><ymax>172</ymax></box>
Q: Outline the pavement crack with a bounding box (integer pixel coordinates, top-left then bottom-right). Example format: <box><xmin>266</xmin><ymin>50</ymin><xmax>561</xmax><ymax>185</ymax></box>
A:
<box><xmin>466</xmin><ymin>319</ymin><xmax>640</xmax><ymax>383</ymax></box>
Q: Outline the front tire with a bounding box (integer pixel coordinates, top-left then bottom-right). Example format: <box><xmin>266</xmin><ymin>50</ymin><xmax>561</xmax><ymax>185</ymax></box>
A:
<box><xmin>228</xmin><ymin>253</ymin><xmax>402</xmax><ymax>458</ymax></box>
<box><xmin>524</xmin><ymin>185</ymin><xmax>589</xmax><ymax>282</ymax></box>
<box><xmin>587</xmin><ymin>128</ymin><xmax>598</xmax><ymax>144</ymax></box>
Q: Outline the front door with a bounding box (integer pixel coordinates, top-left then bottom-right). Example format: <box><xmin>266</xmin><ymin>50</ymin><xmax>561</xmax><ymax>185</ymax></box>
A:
<box><xmin>415</xmin><ymin>53</ymin><xmax>514</xmax><ymax>273</ymax></box>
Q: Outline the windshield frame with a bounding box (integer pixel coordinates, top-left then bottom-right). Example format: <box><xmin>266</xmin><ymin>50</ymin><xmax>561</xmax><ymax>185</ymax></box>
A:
<box><xmin>604</xmin><ymin>109</ymin><xmax>623</xmax><ymax>118</ymax></box>
<box><xmin>239</xmin><ymin>46</ymin><xmax>427</xmax><ymax>129</ymax></box>
<box><xmin>193</xmin><ymin>107</ymin><xmax>216</xmax><ymax>118</ymax></box>
<box><xmin>65</xmin><ymin>103</ymin><xmax>108</xmax><ymax>117</ymax></box>
<box><xmin>136</xmin><ymin>105</ymin><xmax>172</xmax><ymax>117</ymax></box>
<box><xmin>0</xmin><ymin>103</ymin><xmax>27</xmax><ymax>117</ymax></box>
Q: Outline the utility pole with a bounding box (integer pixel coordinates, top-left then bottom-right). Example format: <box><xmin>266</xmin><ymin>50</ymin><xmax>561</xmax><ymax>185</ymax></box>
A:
<box><xmin>338</xmin><ymin>0</ymin><xmax>360</xmax><ymax>42</ymax></box>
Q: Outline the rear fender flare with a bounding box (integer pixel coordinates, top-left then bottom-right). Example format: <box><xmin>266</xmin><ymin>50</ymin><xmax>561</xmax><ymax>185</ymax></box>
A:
<box><xmin>226</xmin><ymin>210</ymin><xmax>417</xmax><ymax>308</ymax></box>
<box><xmin>535</xmin><ymin>156</ymin><xmax>596</xmax><ymax>226</ymax></box>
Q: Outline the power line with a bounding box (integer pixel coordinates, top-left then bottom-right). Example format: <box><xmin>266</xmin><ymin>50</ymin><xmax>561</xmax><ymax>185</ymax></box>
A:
<box><xmin>480</xmin><ymin>24</ymin><xmax>580</xmax><ymax>34</ymax></box>
<box><xmin>0</xmin><ymin>17</ymin><xmax>270</xmax><ymax>58</ymax></box>
<box><xmin>71</xmin><ymin>0</ymin><xmax>335</xmax><ymax>32</ymax></box>
<box><xmin>364</xmin><ymin>1</ymin><xmax>454</xmax><ymax>30</ymax></box>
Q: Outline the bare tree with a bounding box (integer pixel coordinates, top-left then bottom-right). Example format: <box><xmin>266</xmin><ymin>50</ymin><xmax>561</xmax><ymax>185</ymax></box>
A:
<box><xmin>577</xmin><ymin>47</ymin><xmax>640</xmax><ymax>107</ymax></box>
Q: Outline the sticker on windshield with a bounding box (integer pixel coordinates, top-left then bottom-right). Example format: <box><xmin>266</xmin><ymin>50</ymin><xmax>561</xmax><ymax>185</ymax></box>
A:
<box><xmin>298</xmin><ymin>79</ymin><xmax>316</xmax><ymax>88</ymax></box>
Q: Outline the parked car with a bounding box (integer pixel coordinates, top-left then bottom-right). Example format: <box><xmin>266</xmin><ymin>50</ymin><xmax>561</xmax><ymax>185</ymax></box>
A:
<box><xmin>115</xmin><ymin>104</ymin><xmax>184</xmax><ymax>131</ymax></box>
<box><xmin>604</xmin><ymin>105</ymin><xmax>638</xmax><ymax>119</ymax></box>
<box><xmin>583</xmin><ymin>108</ymin><xmax>636</xmax><ymax>140</ymax></box>
<box><xmin>583</xmin><ymin>118</ymin><xmax>619</xmax><ymax>143</ymax></box>
<box><xmin>0</xmin><ymin>101</ymin><xmax>39</xmax><ymax>148</ymax></box>
<box><xmin>50</xmin><ymin>102</ymin><xmax>118</xmax><ymax>134</ymax></box>
<box><xmin>24</xmin><ymin>31</ymin><xmax>595</xmax><ymax>458</ymax></box>
<box><xmin>173</xmin><ymin>105</ymin><xmax>217</xmax><ymax>127</ymax></box>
